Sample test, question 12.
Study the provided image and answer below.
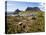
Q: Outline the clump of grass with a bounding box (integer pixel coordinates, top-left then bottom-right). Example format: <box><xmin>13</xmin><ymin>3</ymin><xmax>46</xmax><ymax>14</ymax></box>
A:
<box><xmin>6</xmin><ymin>11</ymin><xmax>45</xmax><ymax>34</ymax></box>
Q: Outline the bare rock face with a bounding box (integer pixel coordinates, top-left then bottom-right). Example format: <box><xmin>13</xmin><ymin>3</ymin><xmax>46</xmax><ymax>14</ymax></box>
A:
<box><xmin>14</xmin><ymin>9</ymin><xmax>21</xmax><ymax>14</ymax></box>
<box><xmin>26</xmin><ymin>7</ymin><xmax>40</xmax><ymax>11</ymax></box>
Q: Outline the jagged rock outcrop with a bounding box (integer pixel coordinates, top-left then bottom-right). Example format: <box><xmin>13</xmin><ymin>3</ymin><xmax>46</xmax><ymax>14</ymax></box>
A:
<box><xmin>26</xmin><ymin>7</ymin><xmax>40</xmax><ymax>11</ymax></box>
<box><xmin>14</xmin><ymin>9</ymin><xmax>21</xmax><ymax>14</ymax></box>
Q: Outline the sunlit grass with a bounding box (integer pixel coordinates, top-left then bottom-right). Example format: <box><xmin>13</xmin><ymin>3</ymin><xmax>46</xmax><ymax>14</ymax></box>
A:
<box><xmin>6</xmin><ymin>11</ymin><xmax>45</xmax><ymax>34</ymax></box>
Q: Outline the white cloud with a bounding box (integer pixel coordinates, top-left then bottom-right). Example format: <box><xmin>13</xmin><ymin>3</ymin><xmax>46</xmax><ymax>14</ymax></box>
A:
<box><xmin>38</xmin><ymin>3</ymin><xmax>45</xmax><ymax>11</ymax></box>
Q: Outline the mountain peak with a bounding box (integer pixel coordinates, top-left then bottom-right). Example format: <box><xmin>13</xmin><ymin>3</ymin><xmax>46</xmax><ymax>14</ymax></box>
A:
<box><xmin>26</xmin><ymin>7</ymin><xmax>40</xmax><ymax>11</ymax></box>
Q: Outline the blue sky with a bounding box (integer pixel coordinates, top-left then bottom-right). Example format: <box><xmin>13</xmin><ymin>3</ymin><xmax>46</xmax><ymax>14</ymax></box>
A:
<box><xmin>7</xmin><ymin>1</ymin><xmax>45</xmax><ymax>12</ymax></box>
